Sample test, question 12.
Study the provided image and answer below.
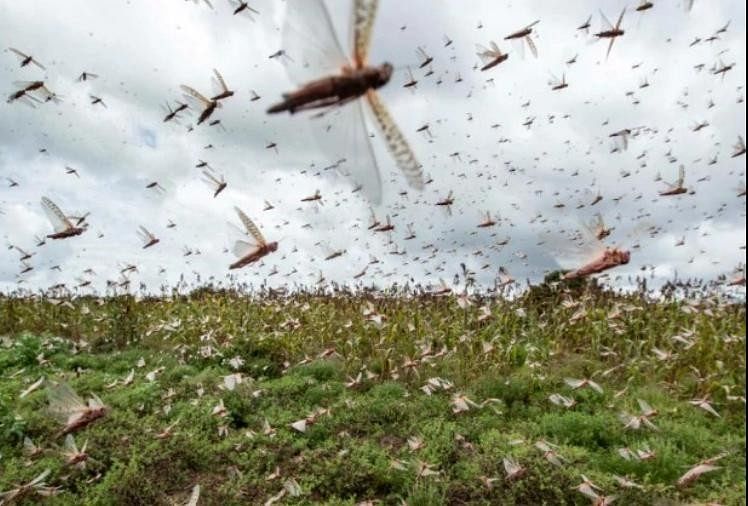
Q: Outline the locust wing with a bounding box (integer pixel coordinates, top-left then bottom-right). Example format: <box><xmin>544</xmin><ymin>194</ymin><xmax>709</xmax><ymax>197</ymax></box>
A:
<box><xmin>676</xmin><ymin>165</ymin><xmax>685</xmax><ymax>187</ymax></box>
<box><xmin>47</xmin><ymin>382</ymin><xmax>87</xmax><ymax>424</ymax></box>
<box><xmin>212</xmin><ymin>68</ymin><xmax>229</xmax><ymax>94</ymax></box>
<box><xmin>234</xmin><ymin>207</ymin><xmax>266</xmax><ymax>246</ymax></box>
<box><xmin>352</xmin><ymin>0</ymin><xmax>378</xmax><ymax>67</ymax></box>
<box><xmin>280</xmin><ymin>0</ymin><xmax>349</xmax><ymax>86</ymax></box>
<box><xmin>366</xmin><ymin>90</ymin><xmax>424</xmax><ymax>192</ymax></box>
<box><xmin>312</xmin><ymin>99</ymin><xmax>382</xmax><ymax>203</ymax></box>
<box><xmin>232</xmin><ymin>240</ymin><xmax>256</xmax><ymax>259</ymax></box>
<box><xmin>180</xmin><ymin>85</ymin><xmax>212</xmax><ymax>108</ymax></box>
<box><xmin>41</xmin><ymin>197</ymin><xmax>73</xmax><ymax>233</ymax></box>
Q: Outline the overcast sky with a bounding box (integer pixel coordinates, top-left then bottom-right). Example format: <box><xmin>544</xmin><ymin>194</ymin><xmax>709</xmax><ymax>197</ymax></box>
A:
<box><xmin>0</xmin><ymin>0</ymin><xmax>745</xmax><ymax>293</ymax></box>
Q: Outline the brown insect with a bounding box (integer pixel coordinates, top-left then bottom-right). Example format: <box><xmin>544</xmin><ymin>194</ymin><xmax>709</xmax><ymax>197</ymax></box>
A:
<box><xmin>477</xmin><ymin>211</ymin><xmax>496</xmax><ymax>228</ymax></box>
<box><xmin>301</xmin><ymin>189</ymin><xmax>323</xmax><ymax>203</ymax></box>
<box><xmin>7</xmin><ymin>81</ymin><xmax>52</xmax><ymax>104</ymax></box>
<box><xmin>162</xmin><ymin>100</ymin><xmax>188</xmax><ymax>123</ymax></box>
<box><xmin>659</xmin><ymin>165</ymin><xmax>688</xmax><ymax>196</ymax></box>
<box><xmin>415</xmin><ymin>46</ymin><xmax>433</xmax><ymax>68</ymax></box>
<box><xmin>577</xmin><ymin>15</ymin><xmax>592</xmax><ymax>33</ymax></box>
<box><xmin>435</xmin><ymin>190</ymin><xmax>454</xmax><ymax>215</ymax></box>
<box><xmin>229</xmin><ymin>207</ymin><xmax>277</xmax><ymax>270</ymax></box>
<box><xmin>497</xmin><ymin>266</ymin><xmax>515</xmax><ymax>287</ymax></box>
<box><xmin>210</xmin><ymin>68</ymin><xmax>234</xmax><ymax>101</ymax></box>
<box><xmin>677</xmin><ymin>453</ymin><xmax>726</xmax><ymax>488</ymax></box>
<box><xmin>503</xmin><ymin>457</ymin><xmax>526</xmax><ymax>481</ymax></box>
<box><xmin>137</xmin><ymin>226</ymin><xmax>160</xmax><ymax>249</ymax></box>
<box><xmin>375</xmin><ymin>215</ymin><xmax>395</xmax><ymax>232</ymax></box>
<box><xmin>76</xmin><ymin>71</ymin><xmax>99</xmax><ymax>82</ymax></box>
<box><xmin>549</xmin><ymin>73</ymin><xmax>568</xmax><ymax>91</ymax></box>
<box><xmin>41</xmin><ymin>197</ymin><xmax>86</xmax><ymax>239</ymax></box>
<box><xmin>202</xmin><ymin>169</ymin><xmax>227</xmax><ymax>197</ymax></box>
<box><xmin>181</xmin><ymin>69</ymin><xmax>232</xmax><ymax>125</ymax></box>
<box><xmin>563</xmin><ymin>247</ymin><xmax>631</xmax><ymax>280</ymax></box>
<box><xmin>590</xmin><ymin>213</ymin><xmax>612</xmax><ymax>241</ymax></box>
<box><xmin>476</xmin><ymin>42</ymin><xmax>509</xmax><ymax>71</ymax></box>
<box><xmin>402</xmin><ymin>66</ymin><xmax>418</xmax><ymax>88</ymax></box>
<box><xmin>266</xmin><ymin>0</ymin><xmax>423</xmax><ymax>203</ymax></box>
<box><xmin>7</xmin><ymin>47</ymin><xmax>45</xmax><ymax>70</ymax></box>
<box><xmin>61</xmin><ymin>435</ymin><xmax>89</xmax><ymax>469</ymax></box>
<box><xmin>47</xmin><ymin>382</ymin><xmax>107</xmax><ymax>437</ymax></box>
<box><xmin>636</xmin><ymin>0</ymin><xmax>654</xmax><ymax>12</ymax></box>
<box><xmin>504</xmin><ymin>20</ymin><xmax>540</xmax><ymax>58</ymax></box>
<box><xmin>732</xmin><ymin>136</ymin><xmax>745</xmax><ymax>157</ymax></box>
<box><xmin>0</xmin><ymin>469</ymin><xmax>59</xmax><ymax>503</ymax></box>
<box><xmin>228</xmin><ymin>0</ymin><xmax>259</xmax><ymax>19</ymax></box>
<box><xmin>595</xmin><ymin>8</ymin><xmax>626</xmax><ymax>59</ymax></box>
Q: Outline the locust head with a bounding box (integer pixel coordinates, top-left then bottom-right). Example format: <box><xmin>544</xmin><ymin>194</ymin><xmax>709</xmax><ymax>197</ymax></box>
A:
<box><xmin>609</xmin><ymin>248</ymin><xmax>631</xmax><ymax>265</ymax></box>
<box><xmin>375</xmin><ymin>62</ymin><xmax>394</xmax><ymax>87</ymax></box>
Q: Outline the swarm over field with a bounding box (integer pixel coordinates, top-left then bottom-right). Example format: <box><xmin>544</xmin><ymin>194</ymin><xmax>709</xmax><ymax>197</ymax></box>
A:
<box><xmin>0</xmin><ymin>280</ymin><xmax>745</xmax><ymax>505</ymax></box>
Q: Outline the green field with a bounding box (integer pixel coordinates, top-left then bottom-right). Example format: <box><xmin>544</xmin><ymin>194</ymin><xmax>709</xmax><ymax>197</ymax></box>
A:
<box><xmin>0</xmin><ymin>283</ymin><xmax>745</xmax><ymax>505</ymax></box>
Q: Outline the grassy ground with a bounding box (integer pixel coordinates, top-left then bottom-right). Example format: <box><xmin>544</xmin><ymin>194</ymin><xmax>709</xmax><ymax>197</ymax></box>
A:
<box><xmin>0</xmin><ymin>283</ymin><xmax>745</xmax><ymax>505</ymax></box>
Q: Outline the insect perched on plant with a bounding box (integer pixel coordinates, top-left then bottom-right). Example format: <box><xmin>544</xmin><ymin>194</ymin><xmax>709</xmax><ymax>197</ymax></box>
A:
<box><xmin>229</xmin><ymin>207</ymin><xmax>278</xmax><ymax>270</ymax></box>
<box><xmin>46</xmin><ymin>382</ymin><xmax>107</xmax><ymax>437</ymax></box>
<box><xmin>267</xmin><ymin>0</ymin><xmax>423</xmax><ymax>204</ymax></box>
<box><xmin>0</xmin><ymin>469</ymin><xmax>59</xmax><ymax>504</ymax></box>
<box><xmin>61</xmin><ymin>435</ymin><xmax>89</xmax><ymax>469</ymax></box>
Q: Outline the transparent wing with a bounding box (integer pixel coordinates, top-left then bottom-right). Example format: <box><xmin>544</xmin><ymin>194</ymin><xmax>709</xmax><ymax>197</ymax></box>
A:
<box><xmin>233</xmin><ymin>240</ymin><xmax>256</xmax><ymax>258</ymax></box>
<box><xmin>9</xmin><ymin>47</ymin><xmax>28</xmax><ymax>58</ymax></box>
<box><xmin>27</xmin><ymin>469</ymin><xmax>51</xmax><ymax>487</ymax></box>
<box><xmin>12</xmin><ymin>80</ymin><xmax>40</xmax><ymax>88</ymax></box>
<box><xmin>676</xmin><ymin>165</ymin><xmax>685</xmax><ymax>186</ymax></box>
<box><xmin>180</xmin><ymin>85</ymin><xmax>211</xmax><ymax>107</ymax></box>
<box><xmin>549</xmin><ymin>217</ymin><xmax>606</xmax><ymax>269</ymax></box>
<box><xmin>511</xmin><ymin>38</ymin><xmax>526</xmax><ymax>59</ymax></box>
<box><xmin>637</xmin><ymin>398</ymin><xmax>654</xmax><ymax>414</ymax></box>
<box><xmin>201</xmin><ymin>170</ymin><xmax>220</xmax><ymax>186</ymax></box>
<box><xmin>41</xmin><ymin>197</ymin><xmax>73</xmax><ymax>232</ymax></box>
<box><xmin>365</xmin><ymin>90</ymin><xmax>424</xmax><ymax>192</ymax></box>
<box><xmin>47</xmin><ymin>382</ymin><xmax>87</xmax><ymax>422</ymax></box>
<box><xmin>63</xmin><ymin>434</ymin><xmax>77</xmax><ymax>453</ymax></box>
<box><xmin>564</xmin><ymin>378</ymin><xmax>585</xmax><ymax>389</ymax></box>
<box><xmin>212</xmin><ymin>68</ymin><xmax>229</xmax><ymax>93</ymax></box>
<box><xmin>475</xmin><ymin>44</ymin><xmax>496</xmax><ymax>65</ymax></box>
<box><xmin>615</xmin><ymin>8</ymin><xmax>626</xmax><ymax>28</ymax></box>
<box><xmin>352</xmin><ymin>0</ymin><xmax>379</xmax><ymax>66</ymax></box>
<box><xmin>281</xmin><ymin>0</ymin><xmax>349</xmax><ymax>86</ymax></box>
<box><xmin>307</xmin><ymin>98</ymin><xmax>382</xmax><ymax>204</ymax></box>
<box><xmin>577</xmin><ymin>483</ymin><xmax>600</xmax><ymax>500</ymax></box>
<box><xmin>138</xmin><ymin>226</ymin><xmax>154</xmax><ymax>244</ymax></box>
<box><xmin>600</xmin><ymin>10</ymin><xmax>614</xmax><ymax>30</ymax></box>
<box><xmin>234</xmin><ymin>207</ymin><xmax>266</xmax><ymax>245</ymax></box>
<box><xmin>526</xmin><ymin>36</ymin><xmax>538</xmax><ymax>58</ymax></box>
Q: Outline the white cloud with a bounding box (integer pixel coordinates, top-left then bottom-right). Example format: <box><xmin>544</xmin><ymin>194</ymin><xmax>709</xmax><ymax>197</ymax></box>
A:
<box><xmin>0</xmin><ymin>0</ymin><xmax>745</xmax><ymax>293</ymax></box>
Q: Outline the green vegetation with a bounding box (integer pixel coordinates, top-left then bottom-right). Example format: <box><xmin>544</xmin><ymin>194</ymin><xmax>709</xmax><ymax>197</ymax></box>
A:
<box><xmin>0</xmin><ymin>285</ymin><xmax>745</xmax><ymax>505</ymax></box>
